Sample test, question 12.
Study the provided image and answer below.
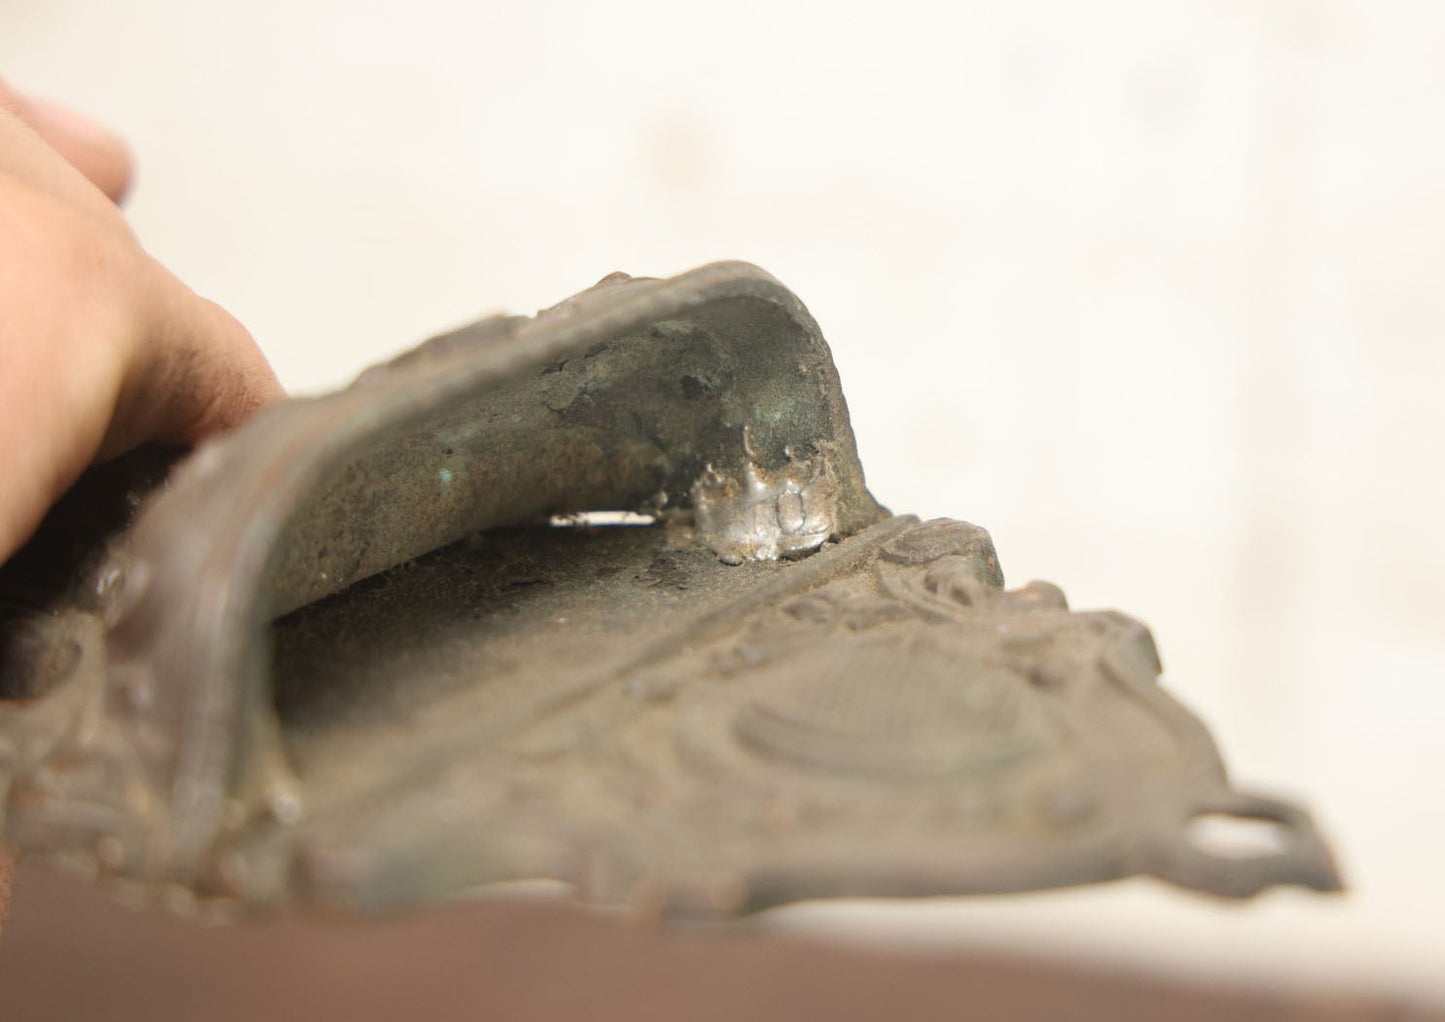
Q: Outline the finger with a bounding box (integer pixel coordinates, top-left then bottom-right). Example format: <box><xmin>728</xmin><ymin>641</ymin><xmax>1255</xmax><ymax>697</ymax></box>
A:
<box><xmin>18</xmin><ymin>96</ymin><xmax>133</xmax><ymax>204</ymax></box>
<box><xmin>0</xmin><ymin>177</ymin><xmax>281</xmax><ymax>565</ymax></box>
<box><xmin>0</xmin><ymin>176</ymin><xmax>134</xmax><ymax>563</ymax></box>
<box><xmin>101</xmin><ymin>261</ymin><xmax>284</xmax><ymax>458</ymax></box>
<box><xmin>0</xmin><ymin>79</ymin><xmax>133</xmax><ymax>220</ymax></box>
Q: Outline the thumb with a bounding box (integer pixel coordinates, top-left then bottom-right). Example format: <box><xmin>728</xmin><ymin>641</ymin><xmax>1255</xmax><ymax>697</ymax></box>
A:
<box><xmin>102</xmin><ymin>266</ymin><xmax>284</xmax><ymax>458</ymax></box>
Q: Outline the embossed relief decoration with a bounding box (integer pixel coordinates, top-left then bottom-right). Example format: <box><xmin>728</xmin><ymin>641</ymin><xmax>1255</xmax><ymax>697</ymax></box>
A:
<box><xmin>0</xmin><ymin>263</ymin><xmax>1339</xmax><ymax>917</ymax></box>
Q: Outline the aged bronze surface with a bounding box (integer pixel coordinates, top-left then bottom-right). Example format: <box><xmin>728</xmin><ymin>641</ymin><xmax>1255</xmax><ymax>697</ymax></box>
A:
<box><xmin>0</xmin><ymin>262</ymin><xmax>1340</xmax><ymax>916</ymax></box>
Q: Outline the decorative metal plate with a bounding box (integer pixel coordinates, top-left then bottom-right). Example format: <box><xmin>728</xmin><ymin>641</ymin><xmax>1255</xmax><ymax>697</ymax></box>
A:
<box><xmin>0</xmin><ymin>262</ymin><xmax>1340</xmax><ymax>917</ymax></box>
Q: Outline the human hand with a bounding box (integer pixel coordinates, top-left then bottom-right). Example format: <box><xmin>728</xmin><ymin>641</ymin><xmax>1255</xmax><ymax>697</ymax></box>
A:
<box><xmin>0</xmin><ymin>78</ymin><xmax>282</xmax><ymax>565</ymax></box>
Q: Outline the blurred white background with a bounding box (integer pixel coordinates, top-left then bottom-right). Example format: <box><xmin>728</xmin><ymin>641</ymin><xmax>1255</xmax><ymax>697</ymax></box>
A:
<box><xmin>4</xmin><ymin>0</ymin><xmax>1443</xmax><ymax>1000</ymax></box>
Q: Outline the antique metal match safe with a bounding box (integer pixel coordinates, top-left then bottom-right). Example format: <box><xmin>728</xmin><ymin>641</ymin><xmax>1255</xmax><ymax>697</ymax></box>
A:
<box><xmin>0</xmin><ymin>262</ymin><xmax>1339</xmax><ymax>916</ymax></box>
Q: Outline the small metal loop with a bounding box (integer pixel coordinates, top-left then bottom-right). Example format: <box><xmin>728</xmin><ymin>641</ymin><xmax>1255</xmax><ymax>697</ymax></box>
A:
<box><xmin>1150</xmin><ymin>791</ymin><xmax>1344</xmax><ymax>898</ymax></box>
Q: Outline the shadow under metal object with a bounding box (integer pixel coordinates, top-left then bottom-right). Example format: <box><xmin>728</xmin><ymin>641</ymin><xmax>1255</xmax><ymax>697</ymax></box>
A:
<box><xmin>0</xmin><ymin>262</ymin><xmax>1340</xmax><ymax>917</ymax></box>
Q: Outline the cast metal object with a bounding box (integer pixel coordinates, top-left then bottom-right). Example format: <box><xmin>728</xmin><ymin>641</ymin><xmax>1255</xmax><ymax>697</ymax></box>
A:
<box><xmin>0</xmin><ymin>262</ymin><xmax>1340</xmax><ymax>916</ymax></box>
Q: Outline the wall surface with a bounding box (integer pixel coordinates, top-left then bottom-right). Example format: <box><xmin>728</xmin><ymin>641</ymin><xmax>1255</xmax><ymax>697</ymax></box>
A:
<box><xmin>2</xmin><ymin>0</ymin><xmax>1442</xmax><ymax>1002</ymax></box>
